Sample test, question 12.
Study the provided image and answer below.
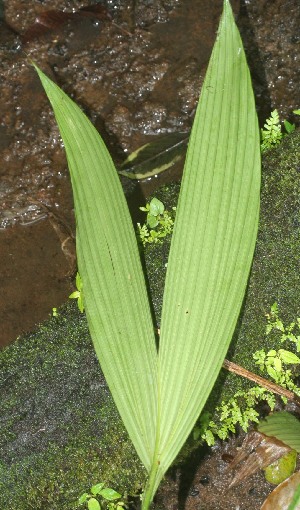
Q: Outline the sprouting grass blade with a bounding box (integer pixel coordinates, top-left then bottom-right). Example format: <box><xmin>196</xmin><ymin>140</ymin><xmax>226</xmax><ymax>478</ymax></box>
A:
<box><xmin>143</xmin><ymin>0</ymin><xmax>261</xmax><ymax>499</ymax></box>
<box><xmin>33</xmin><ymin>65</ymin><xmax>158</xmax><ymax>471</ymax></box>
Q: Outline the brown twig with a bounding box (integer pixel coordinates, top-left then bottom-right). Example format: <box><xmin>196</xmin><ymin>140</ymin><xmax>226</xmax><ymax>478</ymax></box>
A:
<box><xmin>223</xmin><ymin>358</ymin><xmax>300</xmax><ymax>407</ymax></box>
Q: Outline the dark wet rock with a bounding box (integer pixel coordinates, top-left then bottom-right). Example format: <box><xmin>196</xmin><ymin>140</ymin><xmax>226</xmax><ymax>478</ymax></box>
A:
<box><xmin>1</xmin><ymin>0</ymin><xmax>299</xmax><ymax>230</ymax></box>
<box><xmin>0</xmin><ymin>0</ymin><xmax>218</xmax><ymax>230</ymax></box>
<box><xmin>238</xmin><ymin>0</ymin><xmax>300</xmax><ymax>121</ymax></box>
<box><xmin>1</xmin><ymin>0</ymin><xmax>299</xmax><ymax>345</ymax></box>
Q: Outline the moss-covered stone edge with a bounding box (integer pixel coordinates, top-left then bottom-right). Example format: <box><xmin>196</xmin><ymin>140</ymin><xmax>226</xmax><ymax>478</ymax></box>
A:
<box><xmin>0</xmin><ymin>303</ymin><xmax>146</xmax><ymax>510</ymax></box>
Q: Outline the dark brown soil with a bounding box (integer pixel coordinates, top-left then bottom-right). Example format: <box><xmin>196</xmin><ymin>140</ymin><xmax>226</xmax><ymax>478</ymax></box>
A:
<box><xmin>156</xmin><ymin>435</ymin><xmax>273</xmax><ymax>510</ymax></box>
<box><xmin>154</xmin><ymin>427</ymin><xmax>300</xmax><ymax>510</ymax></box>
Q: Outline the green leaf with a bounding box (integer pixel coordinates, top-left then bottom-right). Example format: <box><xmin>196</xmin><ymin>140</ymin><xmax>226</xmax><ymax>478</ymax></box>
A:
<box><xmin>267</xmin><ymin>366</ymin><xmax>278</xmax><ymax>380</ymax></box>
<box><xmin>273</xmin><ymin>357</ymin><xmax>282</xmax><ymax>372</ymax></box>
<box><xmin>88</xmin><ymin>498</ymin><xmax>101</xmax><ymax>510</ymax></box>
<box><xmin>76</xmin><ymin>271</ymin><xmax>83</xmax><ymax>291</ymax></box>
<box><xmin>91</xmin><ymin>483</ymin><xmax>105</xmax><ymax>495</ymax></box>
<box><xmin>77</xmin><ymin>293</ymin><xmax>85</xmax><ymax>313</ymax></box>
<box><xmin>69</xmin><ymin>291</ymin><xmax>80</xmax><ymax>299</ymax></box>
<box><xmin>144</xmin><ymin>0</ymin><xmax>260</xmax><ymax>499</ymax></box>
<box><xmin>258</xmin><ymin>412</ymin><xmax>300</xmax><ymax>453</ymax></box>
<box><xmin>147</xmin><ymin>215</ymin><xmax>159</xmax><ymax>229</ymax></box>
<box><xmin>33</xmin><ymin>64</ymin><xmax>158</xmax><ymax>471</ymax></box>
<box><xmin>284</xmin><ymin>120</ymin><xmax>295</xmax><ymax>134</ymax></box>
<box><xmin>99</xmin><ymin>488</ymin><xmax>122</xmax><ymax>501</ymax></box>
<box><xmin>149</xmin><ymin>198</ymin><xmax>164</xmax><ymax>217</ymax></box>
<box><xmin>268</xmin><ymin>350</ymin><xmax>277</xmax><ymax>357</ymax></box>
<box><xmin>279</xmin><ymin>349</ymin><xmax>300</xmax><ymax>364</ymax></box>
<box><xmin>78</xmin><ymin>493</ymin><xmax>89</xmax><ymax>504</ymax></box>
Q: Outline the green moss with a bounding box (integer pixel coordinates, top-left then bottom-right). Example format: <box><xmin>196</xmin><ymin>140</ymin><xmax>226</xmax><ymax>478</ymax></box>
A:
<box><xmin>0</xmin><ymin>303</ymin><xmax>146</xmax><ymax>510</ymax></box>
<box><xmin>144</xmin><ymin>130</ymin><xmax>300</xmax><ymax>417</ymax></box>
<box><xmin>1</xmin><ymin>131</ymin><xmax>299</xmax><ymax>508</ymax></box>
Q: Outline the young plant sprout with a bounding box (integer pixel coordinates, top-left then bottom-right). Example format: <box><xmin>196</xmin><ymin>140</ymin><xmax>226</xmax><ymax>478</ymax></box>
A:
<box><xmin>33</xmin><ymin>1</ymin><xmax>261</xmax><ymax>507</ymax></box>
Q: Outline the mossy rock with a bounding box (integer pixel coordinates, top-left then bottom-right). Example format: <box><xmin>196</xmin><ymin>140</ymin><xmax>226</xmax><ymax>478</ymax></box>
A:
<box><xmin>144</xmin><ymin>129</ymin><xmax>300</xmax><ymax>415</ymax></box>
<box><xmin>0</xmin><ymin>305</ymin><xmax>146</xmax><ymax>510</ymax></box>
<box><xmin>1</xmin><ymin>131</ymin><xmax>299</xmax><ymax>509</ymax></box>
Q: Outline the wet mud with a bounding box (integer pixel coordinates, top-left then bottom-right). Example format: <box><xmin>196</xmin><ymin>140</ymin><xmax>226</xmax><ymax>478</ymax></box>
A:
<box><xmin>0</xmin><ymin>1</ymin><xmax>299</xmax><ymax>344</ymax></box>
<box><xmin>154</xmin><ymin>430</ymin><xmax>300</xmax><ymax>510</ymax></box>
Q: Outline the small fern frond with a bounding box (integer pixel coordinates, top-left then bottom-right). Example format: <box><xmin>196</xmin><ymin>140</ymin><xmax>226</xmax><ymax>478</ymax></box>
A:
<box><xmin>261</xmin><ymin>109</ymin><xmax>283</xmax><ymax>152</ymax></box>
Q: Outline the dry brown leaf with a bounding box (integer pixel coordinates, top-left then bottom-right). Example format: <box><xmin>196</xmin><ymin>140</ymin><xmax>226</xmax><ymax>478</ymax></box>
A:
<box><xmin>228</xmin><ymin>431</ymin><xmax>292</xmax><ymax>488</ymax></box>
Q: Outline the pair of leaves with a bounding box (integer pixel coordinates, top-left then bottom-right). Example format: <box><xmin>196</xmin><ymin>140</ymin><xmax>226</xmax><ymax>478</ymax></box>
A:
<box><xmin>33</xmin><ymin>0</ymin><xmax>260</xmax><ymax>506</ymax></box>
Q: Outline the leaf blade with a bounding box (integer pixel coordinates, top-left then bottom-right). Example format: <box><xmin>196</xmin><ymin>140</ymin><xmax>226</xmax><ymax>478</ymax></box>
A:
<box><xmin>258</xmin><ymin>412</ymin><xmax>300</xmax><ymax>453</ymax></box>
<box><xmin>151</xmin><ymin>0</ymin><xmax>261</xmax><ymax>491</ymax></box>
<box><xmin>33</xmin><ymin>65</ymin><xmax>158</xmax><ymax>470</ymax></box>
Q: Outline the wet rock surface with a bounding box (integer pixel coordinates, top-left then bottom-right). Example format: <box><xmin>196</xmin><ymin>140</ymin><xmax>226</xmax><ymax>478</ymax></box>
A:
<box><xmin>0</xmin><ymin>2</ymin><xmax>299</xmax><ymax>341</ymax></box>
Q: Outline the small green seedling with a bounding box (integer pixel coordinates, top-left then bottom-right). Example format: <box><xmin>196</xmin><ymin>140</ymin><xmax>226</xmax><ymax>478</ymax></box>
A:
<box><xmin>261</xmin><ymin>109</ymin><xmax>283</xmax><ymax>152</ymax></box>
<box><xmin>261</xmin><ymin>108</ymin><xmax>299</xmax><ymax>152</ymax></box>
<box><xmin>253</xmin><ymin>348</ymin><xmax>300</xmax><ymax>397</ymax></box>
<box><xmin>78</xmin><ymin>483</ymin><xmax>126</xmax><ymax>510</ymax></box>
<box><xmin>253</xmin><ymin>303</ymin><xmax>300</xmax><ymax>399</ymax></box>
<box><xmin>140</xmin><ymin>197</ymin><xmax>165</xmax><ymax>228</ymax></box>
<box><xmin>69</xmin><ymin>272</ymin><xmax>84</xmax><ymax>312</ymax></box>
<box><xmin>265</xmin><ymin>302</ymin><xmax>300</xmax><ymax>352</ymax></box>
<box><xmin>196</xmin><ymin>386</ymin><xmax>276</xmax><ymax>446</ymax></box>
<box><xmin>282</xmin><ymin>108</ymin><xmax>300</xmax><ymax>134</ymax></box>
<box><xmin>137</xmin><ymin>197</ymin><xmax>175</xmax><ymax>246</ymax></box>
<box><xmin>52</xmin><ymin>307</ymin><xmax>58</xmax><ymax>317</ymax></box>
<box><xmin>283</xmin><ymin>119</ymin><xmax>296</xmax><ymax>134</ymax></box>
<box><xmin>196</xmin><ymin>304</ymin><xmax>300</xmax><ymax>446</ymax></box>
<box><xmin>33</xmin><ymin>2</ymin><xmax>262</xmax><ymax>505</ymax></box>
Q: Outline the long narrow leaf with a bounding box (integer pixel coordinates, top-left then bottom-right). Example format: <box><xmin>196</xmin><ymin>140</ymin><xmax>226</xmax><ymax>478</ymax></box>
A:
<box><xmin>145</xmin><ymin>0</ymin><xmax>261</xmax><ymax>498</ymax></box>
<box><xmin>33</xmin><ymin>65</ymin><xmax>158</xmax><ymax>470</ymax></box>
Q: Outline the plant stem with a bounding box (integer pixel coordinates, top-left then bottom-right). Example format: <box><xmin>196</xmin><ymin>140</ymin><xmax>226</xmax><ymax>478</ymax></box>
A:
<box><xmin>141</xmin><ymin>371</ymin><xmax>162</xmax><ymax>510</ymax></box>
<box><xmin>141</xmin><ymin>460</ymin><xmax>160</xmax><ymax>510</ymax></box>
<box><xmin>223</xmin><ymin>359</ymin><xmax>300</xmax><ymax>406</ymax></box>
